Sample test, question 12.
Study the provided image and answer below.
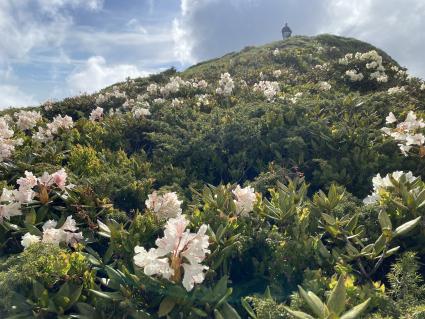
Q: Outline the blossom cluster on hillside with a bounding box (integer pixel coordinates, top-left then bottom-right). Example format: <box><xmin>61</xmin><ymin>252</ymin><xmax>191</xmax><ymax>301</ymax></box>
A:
<box><xmin>0</xmin><ymin>34</ymin><xmax>424</xmax><ymax>318</ymax></box>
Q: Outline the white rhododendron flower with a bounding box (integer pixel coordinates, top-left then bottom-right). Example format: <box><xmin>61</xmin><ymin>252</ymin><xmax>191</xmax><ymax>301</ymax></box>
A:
<box><xmin>273</xmin><ymin>48</ymin><xmax>280</xmax><ymax>56</ymax></box>
<box><xmin>192</xmin><ymin>79</ymin><xmax>208</xmax><ymax>89</ymax></box>
<box><xmin>89</xmin><ymin>107</ymin><xmax>104</xmax><ymax>121</ymax></box>
<box><xmin>273</xmin><ymin>70</ymin><xmax>282</xmax><ymax>78</ymax></box>
<box><xmin>318</xmin><ymin>81</ymin><xmax>332</xmax><ymax>91</ymax></box>
<box><xmin>171</xmin><ymin>98</ymin><xmax>183</xmax><ymax>108</ymax></box>
<box><xmin>21</xmin><ymin>215</ymin><xmax>83</xmax><ymax>249</ymax></box>
<box><xmin>133</xmin><ymin>107</ymin><xmax>151</xmax><ymax>119</ymax></box>
<box><xmin>17</xmin><ymin>171</ymin><xmax>38</xmax><ymax>191</ymax></box>
<box><xmin>145</xmin><ymin>191</ymin><xmax>182</xmax><ymax>220</ymax></box>
<box><xmin>385</xmin><ymin>112</ymin><xmax>397</xmax><ymax>124</ymax></box>
<box><xmin>364</xmin><ymin>171</ymin><xmax>418</xmax><ymax>205</ymax></box>
<box><xmin>21</xmin><ymin>233</ymin><xmax>41</xmax><ymax>249</ymax></box>
<box><xmin>134</xmin><ymin>215</ymin><xmax>210</xmax><ymax>291</ymax></box>
<box><xmin>147</xmin><ymin>83</ymin><xmax>159</xmax><ymax>95</ymax></box>
<box><xmin>382</xmin><ymin>111</ymin><xmax>425</xmax><ymax>156</ymax></box>
<box><xmin>253</xmin><ymin>81</ymin><xmax>280</xmax><ymax>101</ymax></box>
<box><xmin>420</xmin><ymin>83</ymin><xmax>425</xmax><ymax>91</ymax></box>
<box><xmin>233</xmin><ymin>185</ymin><xmax>256</xmax><ymax>216</ymax></box>
<box><xmin>33</xmin><ymin>114</ymin><xmax>74</xmax><ymax>143</ymax></box>
<box><xmin>216</xmin><ymin>73</ymin><xmax>235</xmax><ymax>96</ymax></box>
<box><xmin>387</xmin><ymin>86</ymin><xmax>406</xmax><ymax>95</ymax></box>
<box><xmin>196</xmin><ymin>94</ymin><xmax>210</xmax><ymax>107</ymax></box>
<box><xmin>0</xmin><ymin>188</ymin><xmax>22</xmax><ymax>222</ymax></box>
<box><xmin>15</xmin><ymin>111</ymin><xmax>42</xmax><ymax>130</ymax></box>
<box><xmin>345</xmin><ymin>69</ymin><xmax>364</xmax><ymax>81</ymax></box>
<box><xmin>0</xmin><ymin>116</ymin><xmax>23</xmax><ymax>162</ymax></box>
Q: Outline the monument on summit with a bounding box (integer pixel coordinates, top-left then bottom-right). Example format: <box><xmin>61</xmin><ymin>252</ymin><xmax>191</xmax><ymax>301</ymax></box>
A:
<box><xmin>282</xmin><ymin>22</ymin><xmax>292</xmax><ymax>39</ymax></box>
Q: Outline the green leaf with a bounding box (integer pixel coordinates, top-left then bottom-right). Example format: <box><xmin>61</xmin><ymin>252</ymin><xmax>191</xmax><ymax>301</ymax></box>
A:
<box><xmin>340</xmin><ymin>298</ymin><xmax>370</xmax><ymax>319</ymax></box>
<box><xmin>220</xmin><ymin>302</ymin><xmax>241</xmax><ymax>319</ymax></box>
<box><xmin>393</xmin><ymin>217</ymin><xmax>421</xmax><ymax>237</ymax></box>
<box><xmin>214</xmin><ymin>309</ymin><xmax>225</xmax><ymax>319</ymax></box>
<box><xmin>321</xmin><ymin>213</ymin><xmax>336</xmax><ymax>225</ymax></box>
<box><xmin>378</xmin><ymin>211</ymin><xmax>392</xmax><ymax>231</ymax></box>
<box><xmin>327</xmin><ymin>275</ymin><xmax>346</xmax><ymax>315</ymax></box>
<box><xmin>89</xmin><ymin>289</ymin><xmax>124</xmax><ymax>301</ymax></box>
<box><xmin>241</xmin><ymin>298</ymin><xmax>257</xmax><ymax>319</ymax></box>
<box><xmin>373</xmin><ymin>234</ymin><xmax>386</xmax><ymax>255</ymax></box>
<box><xmin>283</xmin><ymin>307</ymin><xmax>315</xmax><ymax>319</ymax></box>
<box><xmin>25</xmin><ymin>209</ymin><xmax>36</xmax><ymax>225</ymax></box>
<box><xmin>192</xmin><ymin>307</ymin><xmax>208</xmax><ymax>317</ymax></box>
<box><xmin>299</xmin><ymin>286</ymin><xmax>328</xmax><ymax>318</ymax></box>
<box><xmin>158</xmin><ymin>297</ymin><xmax>176</xmax><ymax>317</ymax></box>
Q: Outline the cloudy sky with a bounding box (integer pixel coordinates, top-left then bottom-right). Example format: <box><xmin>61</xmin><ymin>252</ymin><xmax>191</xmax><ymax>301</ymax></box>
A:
<box><xmin>1</xmin><ymin>0</ymin><xmax>425</xmax><ymax>108</ymax></box>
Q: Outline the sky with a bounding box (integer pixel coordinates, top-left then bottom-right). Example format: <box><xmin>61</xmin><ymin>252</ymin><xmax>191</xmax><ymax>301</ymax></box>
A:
<box><xmin>1</xmin><ymin>0</ymin><xmax>425</xmax><ymax>109</ymax></box>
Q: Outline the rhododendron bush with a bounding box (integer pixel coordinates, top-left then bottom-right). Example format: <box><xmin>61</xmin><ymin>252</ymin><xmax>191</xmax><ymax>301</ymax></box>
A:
<box><xmin>0</xmin><ymin>34</ymin><xmax>425</xmax><ymax>318</ymax></box>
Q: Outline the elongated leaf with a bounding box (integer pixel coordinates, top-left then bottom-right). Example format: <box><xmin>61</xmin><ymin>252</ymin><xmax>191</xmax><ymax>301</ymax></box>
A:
<box><xmin>158</xmin><ymin>297</ymin><xmax>176</xmax><ymax>317</ymax></box>
<box><xmin>282</xmin><ymin>307</ymin><xmax>315</xmax><ymax>319</ymax></box>
<box><xmin>327</xmin><ymin>275</ymin><xmax>346</xmax><ymax>315</ymax></box>
<box><xmin>241</xmin><ymin>298</ymin><xmax>257</xmax><ymax>319</ymax></box>
<box><xmin>378</xmin><ymin>211</ymin><xmax>392</xmax><ymax>231</ymax></box>
<box><xmin>298</xmin><ymin>286</ymin><xmax>326</xmax><ymax>318</ymax></box>
<box><xmin>89</xmin><ymin>289</ymin><xmax>124</xmax><ymax>301</ymax></box>
<box><xmin>340</xmin><ymin>298</ymin><xmax>371</xmax><ymax>319</ymax></box>
<box><xmin>393</xmin><ymin>217</ymin><xmax>421</xmax><ymax>237</ymax></box>
<box><xmin>214</xmin><ymin>309</ymin><xmax>225</xmax><ymax>319</ymax></box>
<box><xmin>220</xmin><ymin>302</ymin><xmax>241</xmax><ymax>319</ymax></box>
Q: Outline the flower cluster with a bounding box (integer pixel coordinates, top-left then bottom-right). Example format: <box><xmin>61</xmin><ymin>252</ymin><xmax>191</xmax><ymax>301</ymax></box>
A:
<box><xmin>318</xmin><ymin>81</ymin><xmax>332</xmax><ymax>91</ymax></box>
<box><xmin>273</xmin><ymin>48</ymin><xmax>280</xmax><ymax>56</ymax></box>
<box><xmin>382</xmin><ymin>111</ymin><xmax>425</xmax><ymax>156</ymax></box>
<box><xmin>171</xmin><ymin>98</ymin><xmax>183</xmax><ymax>108</ymax></box>
<box><xmin>345</xmin><ymin>69</ymin><xmax>364</xmax><ymax>82</ymax></box>
<box><xmin>89</xmin><ymin>107</ymin><xmax>104</xmax><ymax>122</ymax></box>
<box><xmin>420</xmin><ymin>83</ymin><xmax>425</xmax><ymax>91</ymax></box>
<box><xmin>273</xmin><ymin>70</ymin><xmax>282</xmax><ymax>78</ymax></box>
<box><xmin>33</xmin><ymin>115</ymin><xmax>74</xmax><ymax>143</ymax></box>
<box><xmin>339</xmin><ymin>50</ymin><xmax>388</xmax><ymax>83</ymax></box>
<box><xmin>253</xmin><ymin>81</ymin><xmax>280</xmax><ymax>101</ymax></box>
<box><xmin>216</xmin><ymin>73</ymin><xmax>235</xmax><ymax>96</ymax></box>
<box><xmin>387</xmin><ymin>86</ymin><xmax>406</xmax><ymax>95</ymax></box>
<box><xmin>232</xmin><ymin>185</ymin><xmax>256</xmax><ymax>216</ymax></box>
<box><xmin>0</xmin><ymin>169</ymin><xmax>70</xmax><ymax>222</ymax></box>
<box><xmin>0</xmin><ymin>117</ymin><xmax>22</xmax><ymax>162</ymax></box>
<box><xmin>289</xmin><ymin>92</ymin><xmax>303</xmax><ymax>104</ymax></box>
<box><xmin>363</xmin><ymin>171</ymin><xmax>418</xmax><ymax>205</ymax></box>
<box><xmin>0</xmin><ymin>189</ymin><xmax>22</xmax><ymax>222</ymax></box>
<box><xmin>160</xmin><ymin>77</ymin><xmax>190</xmax><ymax>96</ymax></box>
<box><xmin>21</xmin><ymin>215</ymin><xmax>83</xmax><ymax>249</ymax></box>
<box><xmin>133</xmin><ymin>107</ymin><xmax>151</xmax><ymax>119</ymax></box>
<box><xmin>96</xmin><ymin>86</ymin><xmax>126</xmax><ymax>104</ymax></box>
<box><xmin>147</xmin><ymin>83</ymin><xmax>159</xmax><ymax>95</ymax></box>
<box><xmin>145</xmin><ymin>191</ymin><xmax>183</xmax><ymax>220</ymax></box>
<box><xmin>196</xmin><ymin>94</ymin><xmax>210</xmax><ymax>107</ymax></box>
<box><xmin>133</xmin><ymin>215</ymin><xmax>209</xmax><ymax>291</ymax></box>
<box><xmin>15</xmin><ymin>110</ymin><xmax>42</xmax><ymax>130</ymax></box>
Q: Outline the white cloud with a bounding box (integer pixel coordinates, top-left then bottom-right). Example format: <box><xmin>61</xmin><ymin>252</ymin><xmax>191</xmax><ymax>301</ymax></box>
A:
<box><xmin>0</xmin><ymin>1</ymin><xmax>71</xmax><ymax>63</ymax></box>
<box><xmin>66</xmin><ymin>56</ymin><xmax>148</xmax><ymax>94</ymax></box>
<box><xmin>37</xmin><ymin>0</ymin><xmax>104</xmax><ymax>13</ymax></box>
<box><xmin>0</xmin><ymin>85</ymin><xmax>37</xmax><ymax>109</ymax></box>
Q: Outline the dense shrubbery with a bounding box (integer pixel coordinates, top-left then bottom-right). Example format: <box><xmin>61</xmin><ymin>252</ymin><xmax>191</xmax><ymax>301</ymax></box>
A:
<box><xmin>0</xmin><ymin>34</ymin><xmax>425</xmax><ymax>318</ymax></box>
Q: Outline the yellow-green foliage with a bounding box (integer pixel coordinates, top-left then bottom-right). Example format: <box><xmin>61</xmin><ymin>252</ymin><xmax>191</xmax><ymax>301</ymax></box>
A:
<box><xmin>68</xmin><ymin>144</ymin><xmax>101</xmax><ymax>175</ymax></box>
<box><xmin>0</xmin><ymin>244</ymin><xmax>93</xmax><ymax>309</ymax></box>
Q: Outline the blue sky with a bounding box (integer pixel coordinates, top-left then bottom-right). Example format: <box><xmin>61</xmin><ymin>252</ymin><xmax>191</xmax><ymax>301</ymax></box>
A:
<box><xmin>1</xmin><ymin>0</ymin><xmax>425</xmax><ymax>108</ymax></box>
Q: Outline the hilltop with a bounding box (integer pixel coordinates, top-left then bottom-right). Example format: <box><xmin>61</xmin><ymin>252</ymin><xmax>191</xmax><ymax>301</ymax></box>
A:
<box><xmin>1</xmin><ymin>35</ymin><xmax>425</xmax><ymax>318</ymax></box>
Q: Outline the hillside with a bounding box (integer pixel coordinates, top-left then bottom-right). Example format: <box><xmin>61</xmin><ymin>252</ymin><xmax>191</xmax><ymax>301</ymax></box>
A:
<box><xmin>1</xmin><ymin>34</ymin><xmax>425</xmax><ymax>318</ymax></box>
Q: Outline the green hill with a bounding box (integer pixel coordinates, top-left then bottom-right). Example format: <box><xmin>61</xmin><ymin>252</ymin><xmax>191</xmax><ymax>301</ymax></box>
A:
<box><xmin>0</xmin><ymin>34</ymin><xmax>425</xmax><ymax>318</ymax></box>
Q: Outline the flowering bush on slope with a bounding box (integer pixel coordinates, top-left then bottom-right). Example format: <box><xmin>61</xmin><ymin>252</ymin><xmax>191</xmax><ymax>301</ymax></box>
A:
<box><xmin>1</xmin><ymin>34</ymin><xmax>425</xmax><ymax>318</ymax></box>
